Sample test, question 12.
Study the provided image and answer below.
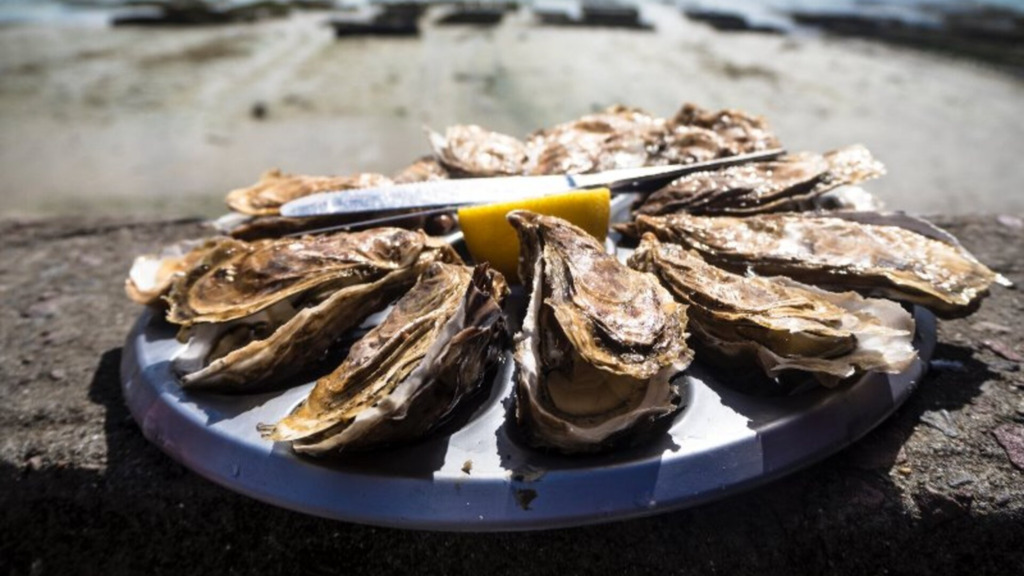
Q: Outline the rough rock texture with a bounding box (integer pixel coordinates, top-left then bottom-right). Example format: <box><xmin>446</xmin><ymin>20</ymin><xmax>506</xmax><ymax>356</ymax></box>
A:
<box><xmin>1</xmin><ymin>215</ymin><xmax>1022</xmax><ymax>576</ymax></box>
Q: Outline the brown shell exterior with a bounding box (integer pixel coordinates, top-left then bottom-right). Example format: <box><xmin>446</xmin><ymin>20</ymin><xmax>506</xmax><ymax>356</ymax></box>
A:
<box><xmin>166</xmin><ymin>228</ymin><xmax>460</xmax><ymax>325</ymax></box>
<box><xmin>428</xmin><ymin>125</ymin><xmax>527</xmax><ymax>177</ymax></box>
<box><xmin>524</xmin><ymin>106</ymin><xmax>667</xmax><ymax>175</ymax></box>
<box><xmin>265</xmin><ymin>263</ymin><xmax>509</xmax><ymax>453</ymax></box>
<box><xmin>628</xmin><ymin>234</ymin><xmax>918</xmax><ymax>387</ymax></box>
<box><xmin>670</xmin><ymin>103</ymin><xmax>781</xmax><ymax>154</ymax></box>
<box><xmin>628</xmin><ymin>235</ymin><xmax>857</xmax><ymax>359</ymax></box>
<box><xmin>508</xmin><ymin>210</ymin><xmax>692</xmax><ymax>380</ymax></box>
<box><xmin>225</xmin><ymin>169</ymin><xmax>393</xmax><ymax>216</ymax></box>
<box><xmin>522</xmin><ymin>103</ymin><xmax>782</xmax><ymax>176</ymax></box>
<box><xmin>635</xmin><ymin>145</ymin><xmax>885</xmax><ymax>217</ymax></box>
<box><xmin>391</xmin><ymin>156</ymin><xmax>450</xmax><ymax>183</ymax></box>
<box><xmin>633</xmin><ymin>212</ymin><xmax>1002</xmax><ymax>318</ymax></box>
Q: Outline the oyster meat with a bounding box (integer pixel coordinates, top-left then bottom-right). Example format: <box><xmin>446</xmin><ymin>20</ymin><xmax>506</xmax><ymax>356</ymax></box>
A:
<box><xmin>632</xmin><ymin>212</ymin><xmax>1009</xmax><ymax>318</ymax></box>
<box><xmin>508</xmin><ymin>211</ymin><xmax>693</xmax><ymax>454</ymax></box>
<box><xmin>428</xmin><ymin>125</ymin><xmax>528</xmax><ymax>177</ymax></box>
<box><xmin>628</xmin><ymin>234</ymin><xmax>917</xmax><ymax>387</ymax></box>
<box><xmin>634</xmin><ymin>145</ymin><xmax>885</xmax><ymax>216</ymax></box>
<box><xmin>261</xmin><ymin>263</ymin><xmax>508</xmax><ymax>454</ymax></box>
<box><xmin>167</xmin><ymin>228</ymin><xmax>461</xmax><ymax>391</ymax></box>
<box><xmin>225</xmin><ymin>169</ymin><xmax>392</xmax><ymax>217</ymax></box>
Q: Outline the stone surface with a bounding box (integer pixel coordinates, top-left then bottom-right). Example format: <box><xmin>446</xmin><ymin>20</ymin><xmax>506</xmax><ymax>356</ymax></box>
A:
<box><xmin>993</xmin><ymin>424</ymin><xmax>1024</xmax><ymax>471</ymax></box>
<box><xmin>1</xmin><ymin>215</ymin><xmax>1022</xmax><ymax>576</ymax></box>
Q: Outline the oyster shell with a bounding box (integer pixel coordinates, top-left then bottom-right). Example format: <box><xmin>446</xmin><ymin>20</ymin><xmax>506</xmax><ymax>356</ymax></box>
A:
<box><xmin>168</xmin><ymin>229</ymin><xmax>461</xmax><ymax>391</ymax></box>
<box><xmin>508</xmin><ymin>211</ymin><xmax>693</xmax><ymax>454</ymax></box>
<box><xmin>670</xmin><ymin>102</ymin><xmax>781</xmax><ymax>155</ymax></box>
<box><xmin>219</xmin><ymin>161</ymin><xmax>450</xmax><ymax>240</ymax></box>
<box><xmin>632</xmin><ymin>212</ymin><xmax>1009</xmax><ymax>318</ymax></box>
<box><xmin>125</xmin><ymin>238</ymin><xmax>225</xmax><ymax>307</ymax></box>
<box><xmin>392</xmin><ymin>156</ymin><xmax>450</xmax><ymax>183</ymax></box>
<box><xmin>524</xmin><ymin>105</ymin><xmax>667</xmax><ymax>175</ymax></box>
<box><xmin>428</xmin><ymin>125</ymin><xmax>527</xmax><ymax>177</ymax></box>
<box><xmin>628</xmin><ymin>234</ymin><xmax>917</xmax><ymax>387</ymax></box>
<box><xmin>522</xmin><ymin>103</ymin><xmax>782</xmax><ymax>175</ymax></box>
<box><xmin>225</xmin><ymin>169</ymin><xmax>392</xmax><ymax>216</ymax></box>
<box><xmin>219</xmin><ymin>214</ymin><xmax>351</xmax><ymax>241</ymax></box>
<box><xmin>261</xmin><ymin>263</ymin><xmax>508</xmax><ymax>454</ymax></box>
<box><xmin>813</xmin><ymin>186</ymin><xmax>885</xmax><ymax>212</ymax></box>
<box><xmin>219</xmin><ymin>211</ymin><xmax>440</xmax><ymax>241</ymax></box>
<box><xmin>167</xmin><ymin>229</ymin><xmax>452</xmax><ymax>324</ymax></box>
<box><xmin>634</xmin><ymin>145</ymin><xmax>884</xmax><ymax>216</ymax></box>
<box><xmin>656</xmin><ymin>125</ymin><xmax>732</xmax><ymax>165</ymax></box>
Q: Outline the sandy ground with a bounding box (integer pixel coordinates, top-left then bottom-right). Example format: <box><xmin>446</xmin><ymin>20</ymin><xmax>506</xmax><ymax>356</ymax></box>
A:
<box><xmin>2</xmin><ymin>5</ymin><xmax>1024</xmax><ymax>218</ymax></box>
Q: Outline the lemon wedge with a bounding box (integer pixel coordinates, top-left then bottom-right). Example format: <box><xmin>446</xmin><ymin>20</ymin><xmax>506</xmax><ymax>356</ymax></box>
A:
<box><xmin>457</xmin><ymin>187</ymin><xmax>610</xmax><ymax>282</ymax></box>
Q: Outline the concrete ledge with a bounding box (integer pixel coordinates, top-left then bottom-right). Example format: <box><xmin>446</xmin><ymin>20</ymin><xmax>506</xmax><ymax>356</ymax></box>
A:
<box><xmin>0</xmin><ymin>215</ymin><xmax>1021</xmax><ymax>575</ymax></box>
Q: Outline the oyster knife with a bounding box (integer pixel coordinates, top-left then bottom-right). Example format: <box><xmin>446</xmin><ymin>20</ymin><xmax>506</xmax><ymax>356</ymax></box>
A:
<box><xmin>280</xmin><ymin>149</ymin><xmax>785</xmax><ymax>218</ymax></box>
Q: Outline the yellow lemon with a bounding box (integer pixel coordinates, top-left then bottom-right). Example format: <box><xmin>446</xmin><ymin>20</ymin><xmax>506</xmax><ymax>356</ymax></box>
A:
<box><xmin>458</xmin><ymin>187</ymin><xmax>610</xmax><ymax>283</ymax></box>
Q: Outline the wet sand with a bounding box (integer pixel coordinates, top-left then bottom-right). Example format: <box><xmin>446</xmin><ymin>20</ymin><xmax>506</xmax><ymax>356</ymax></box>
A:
<box><xmin>2</xmin><ymin>5</ymin><xmax>1024</xmax><ymax>217</ymax></box>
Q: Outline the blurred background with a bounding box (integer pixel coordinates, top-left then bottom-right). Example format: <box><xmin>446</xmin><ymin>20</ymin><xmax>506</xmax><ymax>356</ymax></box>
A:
<box><xmin>1</xmin><ymin>0</ymin><xmax>1022</xmax><ymax>218</ymax></box>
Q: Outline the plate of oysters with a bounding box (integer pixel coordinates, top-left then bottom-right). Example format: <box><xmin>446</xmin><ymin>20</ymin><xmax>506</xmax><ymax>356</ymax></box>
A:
<box><xmin>121</xmin><ymin>103</ymin><xmax>1007</xmax><ymax>530</ymax></box>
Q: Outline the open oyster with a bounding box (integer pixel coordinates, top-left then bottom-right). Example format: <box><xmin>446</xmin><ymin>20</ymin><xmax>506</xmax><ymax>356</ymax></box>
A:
<box><xmin>428</xmin><ymin>125</ymin><xmax>528</xmax><ymax>177</ymax></box>
<box><xmin>632</xmin><ymin>212</ymin><xmax>1008</xmax><ymax>318</ymax></box>
<box><xmin>167</xmin><ymin>228</ymin><xmax>461</xmax><ymax>391</ymax></box>
<box><xmin>634</xmin><ymin>145</ymin><xmax>884</xmax><ymax>216</ymax></box>
<box><xmin>628</xmin><ymin>235</ymin><xmax>916</xmax><ymax>388</ymax></box>
<box><xmin>125</xmin><ymin>238</ymin><xmax>226</xmax><ymax>307</ymax></box>
<box><xmin>508</xmin><ymin>211</ymin><xmax>693</xmax><ymax>454</ymax></box>
<box><xmin>261</xmin><ymin>263</ymin><xmax>508</xmax><ymax>454</ymax></box>
<box><xmin>225</xmin><ymin>169</ymin><xmax>392</xmax><ymax>217</ymax></box>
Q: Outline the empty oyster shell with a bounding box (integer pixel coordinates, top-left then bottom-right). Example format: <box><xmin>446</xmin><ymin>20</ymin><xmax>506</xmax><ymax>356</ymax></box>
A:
<box><xmin>632</xmin><ymin>212</ymin><xmax>1009</xmax><ymax>318</ymax></box>
<box><xmin>634</xmin><ymin>145</ymin><xmax>884</xmax><ymax>216</ymax></box>
<box><xmin>628</xmin><ymin>234</ymin><xmax>917</xmax><ymax>388</ymax></box>
<box><xmin>168</xmin><ymin>229</ymin><xmax>461</xmax><ymax>391</ymax></box>
<box><xmin>225</xmin><ymin>169</ymin><xmax>392</xmax><ymax>216</ymax></box>
<box><xmin>261</xmin><ymin>263</ymin><xmax>508</xmax><ymax>454</ymax></box>
<box><xmin>428</xmin><ymin>125</ymin><xmax>528</xmax><ymax>177</ymax></box>
<box><xmin>508</xmin><ymin>211</ymin><xmax>693</xmax><ymax>454</ymax></box>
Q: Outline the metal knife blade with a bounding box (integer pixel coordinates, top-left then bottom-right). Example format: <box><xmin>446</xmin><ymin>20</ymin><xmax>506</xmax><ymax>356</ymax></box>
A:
<box><xmin>279</xmin><ymin>148</ymin><xmax>786</xmax><ymax>218</ymax></box>
<box><xmin>280</xmin><ymin>175</ymin><xmax>573</xmax><ymax>218</ymax></box>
